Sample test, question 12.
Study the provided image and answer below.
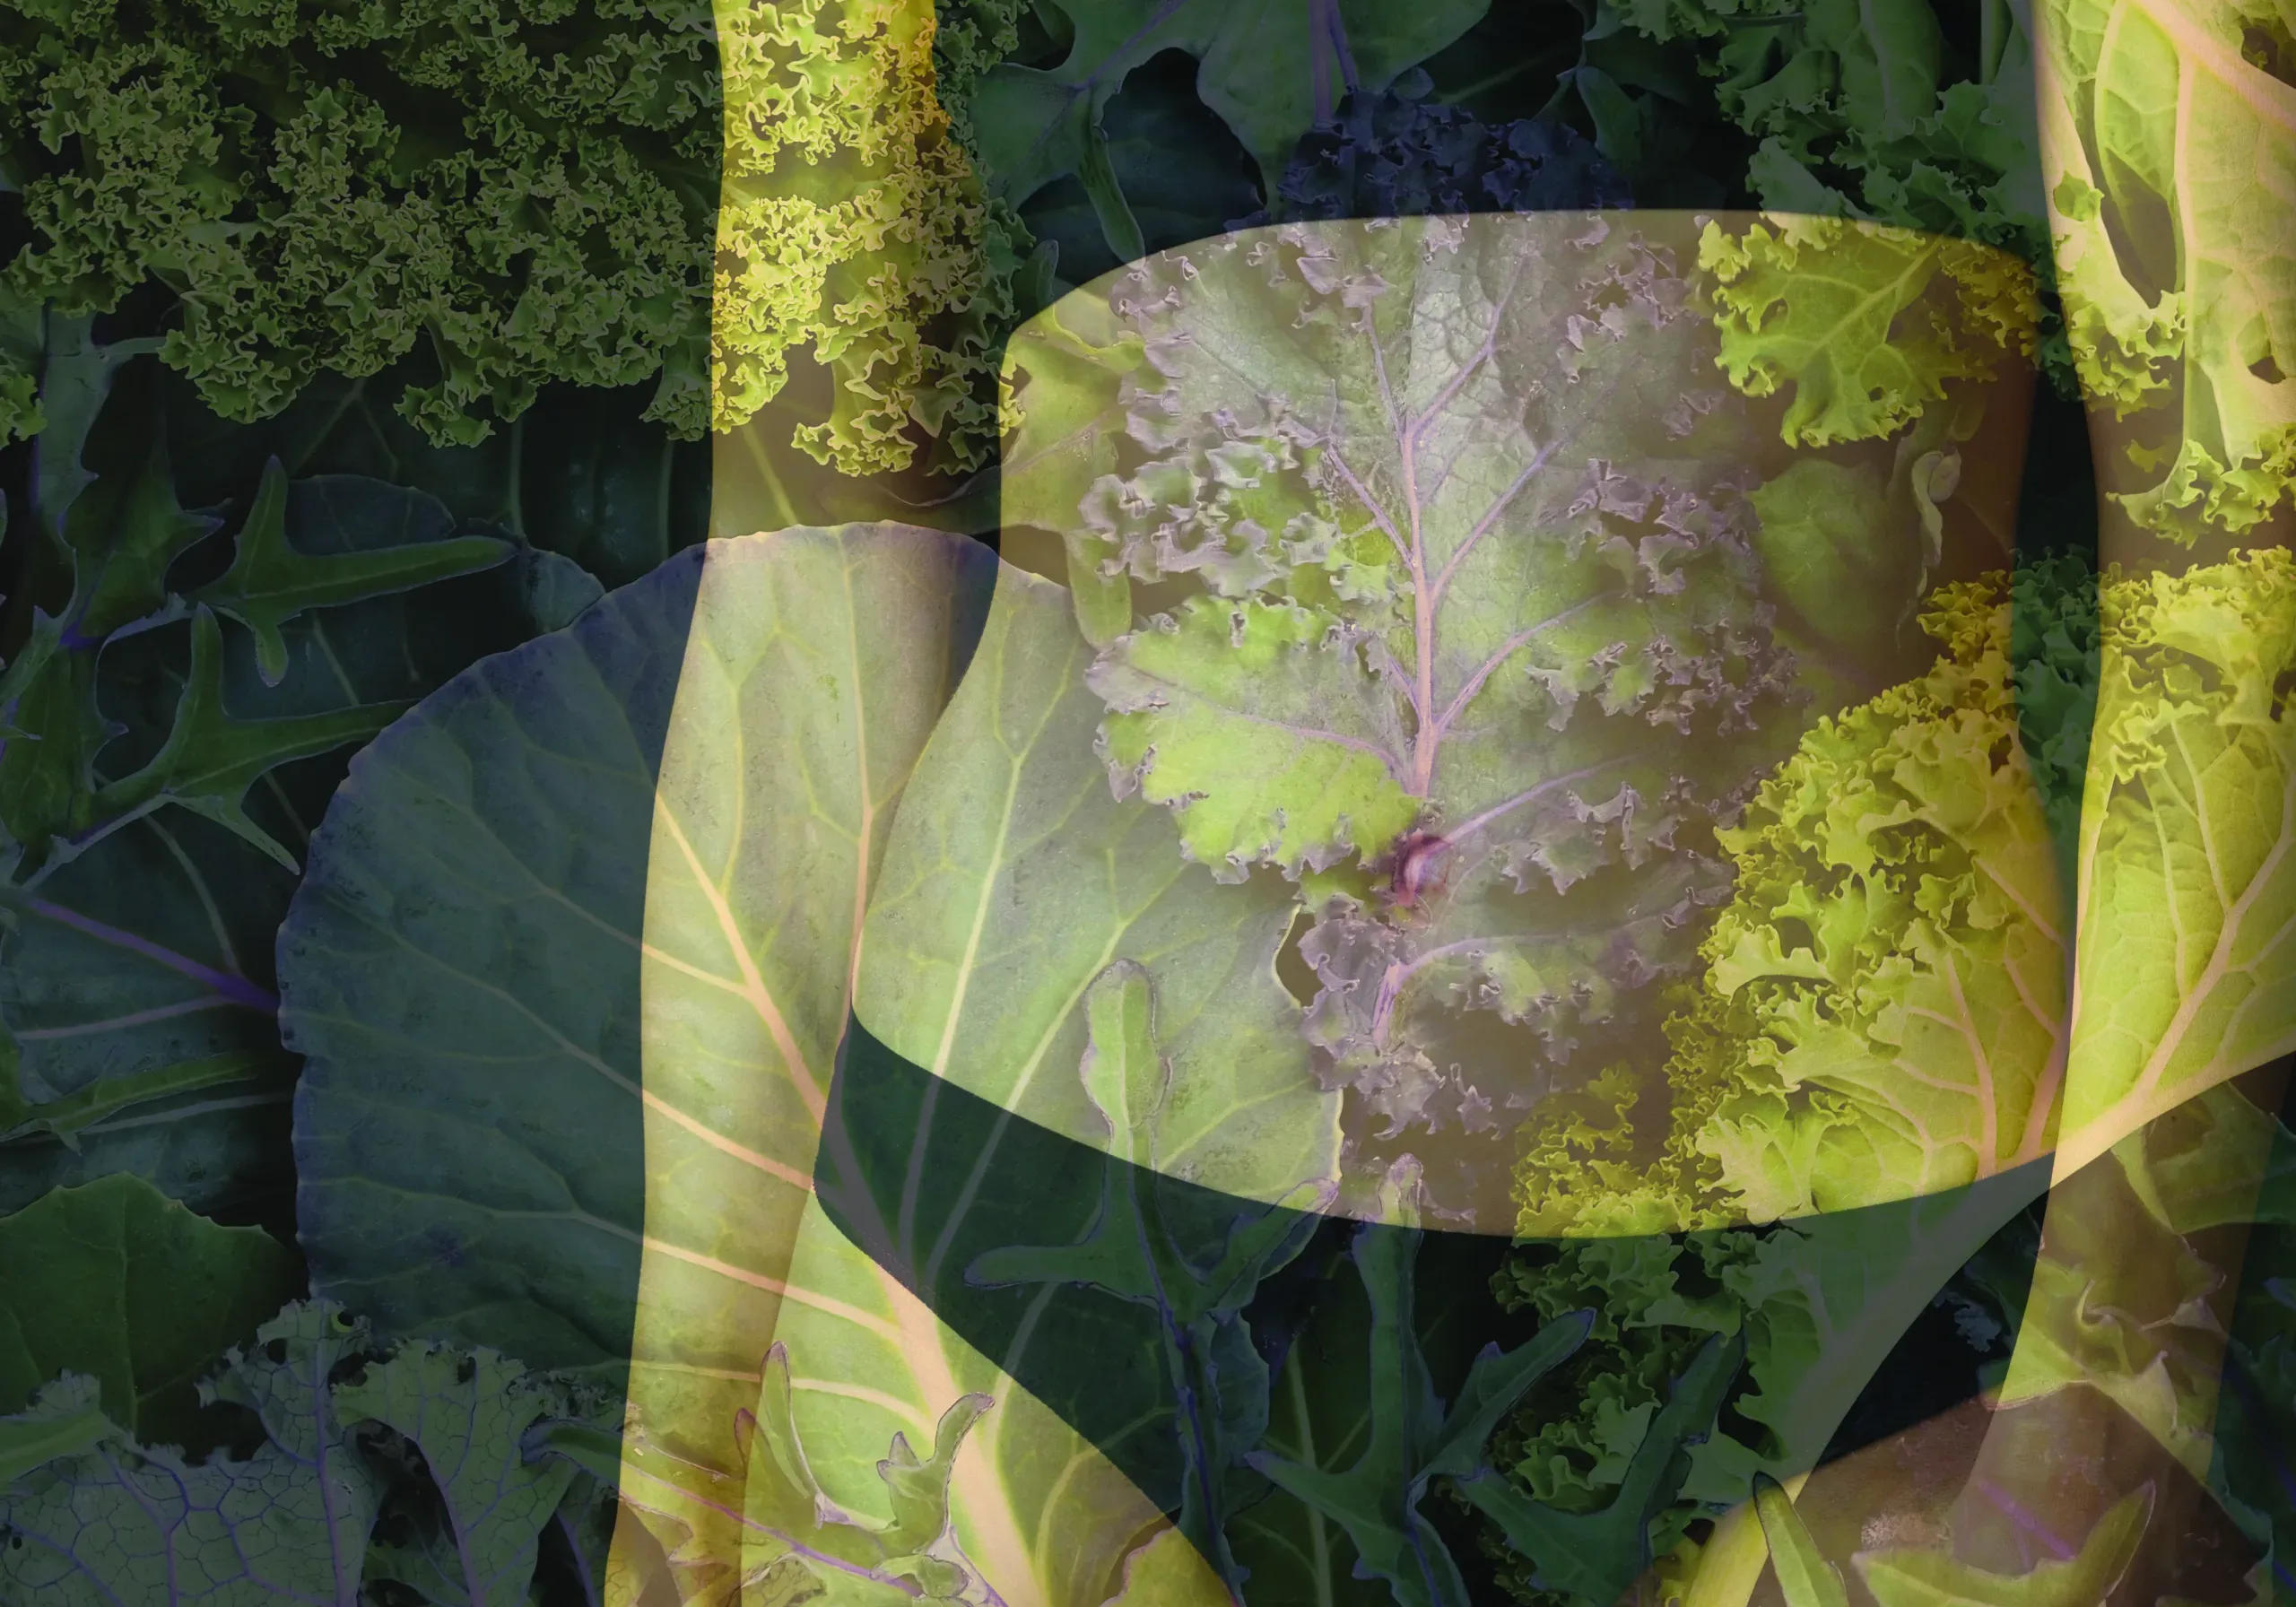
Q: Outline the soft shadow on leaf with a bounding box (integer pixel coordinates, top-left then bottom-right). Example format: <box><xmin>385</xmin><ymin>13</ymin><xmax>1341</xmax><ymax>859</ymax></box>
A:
<box><xmin>0</xmin><ymin>1174</ymin><xmax>300</xmax><ymax>1454</ymax></box>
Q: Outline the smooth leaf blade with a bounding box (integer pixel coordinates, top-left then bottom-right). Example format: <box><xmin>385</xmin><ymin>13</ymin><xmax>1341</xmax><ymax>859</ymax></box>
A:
<box><xmin>2060</xmin><ymin>550</ymin><xmax>2296</xmax><ymax>1174</ymax></box>
<box><xmin>1753</xmin><ymin>1472</ymin><xmax>1852</xmax><ymax>1607</ymax></box>
<box><xmin>283</xmin><ymin>523</ymin><xmax>995</xmax><ymax>1486</ymax></box>
<box><xmin>0</xmin><ymin>1173</ymin><xmax>300</xmax><ymax>1451</ymax></box>
<box><xmin>852</xmin><ymin>560</ymin><xmax>1338</xmax><ymax>1212</ymax></box>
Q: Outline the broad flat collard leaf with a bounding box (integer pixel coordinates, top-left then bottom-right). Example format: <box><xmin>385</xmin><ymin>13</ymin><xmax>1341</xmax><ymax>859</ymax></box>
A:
<box><xmin>732</xmin><ymin>561</ymin><xmax>1335</xmax><ymax>1605</ymax></box>
<box><xmin>0</xmin><ymin>1174</ymin><xmax>300</xmax><ymax>1453</ymax></box>
<box><xmin>758</xmin><ymin>1197</ymin><xmax>1231</xmax><ymax>1607</ymax></box>
<box><xmin>2058</xmin><ymin>549</ymin><xmax>2296</xmax><ymax>1175</ymax></box>
<box><xmin>627</xmin><ymin>523</ymin><xmax>993</xmax><ymax>1477</ymax></box>
<box><xmin>0</xmin><ymin>1302</ymin><xmax>387</xmax><ymax>1607</ymax></box>
<box><xmin>849</xmin><ymin>561</ymin><xmax>1336</xmax><ymax>1204</ymax></box>
<box><xmin>283</xmin><ymin>525</ymin><xmax>991</xmax><ymax>1446</ymax></box>
<box><xmin>2035</xmin><ymin>0</ymin><xmax>2296</xmax><ymax>540</ymax></box>
<box><xmin>963</xmin><ymin>0</ymin><xmax>1490</xmax><ymax>243</ymax></box>
<box><xmin>1007</xmin><ymin>213</ymin><xmax>1813</xmax><ymax>1204</ymax></box>
<box><xmin>552</xmin><ymin>1342</ymin><xmax>1013</xmax><ymax>1607</ymax></box>
<box><xmin>0</xmin><ymin>810</ymin><xmax>298</xmax><ymax>1208</ymax></box>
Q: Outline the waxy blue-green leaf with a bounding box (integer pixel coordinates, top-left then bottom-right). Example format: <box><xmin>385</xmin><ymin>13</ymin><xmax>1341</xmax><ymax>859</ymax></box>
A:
<box><xmin>283</xmin><ymin>524</ymin><xmax>995</xmax><ymax>1490</ymax></box>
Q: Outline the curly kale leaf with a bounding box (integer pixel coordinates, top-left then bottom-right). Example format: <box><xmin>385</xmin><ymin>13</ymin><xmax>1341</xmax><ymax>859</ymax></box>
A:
<box><xmin>1256</xmin><ymin>85</ymin><xmax>1631</xmax><ymax>226</ymax></box>
<box><xmin>335</xmin><ymin>1342</ymin><xmax>585</xmax><ymax>1607</ymax></box>
<box><xmin>1614</xmin><ymin>0</ymin><xmax>2047</xmax><ymax>263</ymax></box>
<box><xmin>2037</xmin><ymin>0</ymin><xmax>2296</xmax><ymax>541</ymax></box>
<box><xmin>0</xmin><ymin>1299</ymin><xmax>612</xmax><ymax>1607</ymax></box>
<box><xmin>714</xmin><ymin>0</ymin><xmax>1026</xmax><ymax>477</ymax></box>
<box><xmin>0</xmin><ymin>1302</ymin><xmax>387</xmax><ymax>1606</ymax></box>
<box><xmin>0</xmin><ymin>0</ymin><xmax>718</xmax><ymax>447</ymax></box>
<box><xmin>1007</xmin><ymin>214</ymin><xmax>1800</xmax><ymax>1191</ymax></box>
<box><xmin>1515</xmin><ymin>567</ymin><xmax>2072</xmax><ymax>1234</ymax></box>
<box><xmin>2063</xmin><ymin>546</ymin><xmax>2296</xmax><ymax>1171</ymax></box>
<box><xmin>1700</xmin><ymin>213</ymin><xmax>2040</xmax><ymax>449</ymax></box>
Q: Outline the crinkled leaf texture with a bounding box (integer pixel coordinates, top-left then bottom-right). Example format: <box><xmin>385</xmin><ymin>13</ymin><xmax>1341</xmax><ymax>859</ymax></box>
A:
<box><xmin>2036</xmin><ymin>0</ymin><xmax>2296</xmax><ymax>539</ymax></box>
<box><xmin>334</xmin><ymin>1341</ymin><xmax>583</xmax><ymax>1607</ymax></box>
<box><xmin>1514</xmin><ymin>567</ymin><xmax>2072</xmax><ymax>1235</ymax></box>
<box><xmin>0</xmin><ymin>1303</ymin><xmax>384</xmax><ymax>1607</ymax></box>
<box><xmin>2063</xmin><ymin>548</ymin><xmax>2296</xmax><ymax>1172</ymax></box>
<box><xmin>713</xmin><ymin>0</ymin><xmax>1022</xmax><ymax>477</ymax></box>
<box><xmin>1699</xmin><ymin>214</ymin><xmax>2039</xmax><ymax>448</ymax></box>
<box><xmin>1497</xmin><ymin>566</ymin><xmax>2077</xmax><ymax>1524</ymax></box>
<box><xmin>1006</xmin><ymin>213</ymin><xmax>1818</xmax><ymax>1213</ymax></box>
<box><xmin>0</xmin><ymin>1299</ymin><xmax>611</xmax><ymax>1607</ymax></box>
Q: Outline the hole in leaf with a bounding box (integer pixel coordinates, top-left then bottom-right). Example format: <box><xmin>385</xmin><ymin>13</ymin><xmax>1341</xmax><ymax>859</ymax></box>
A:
<box><xmin>1275</xmin><ymin>905</ymin><xmax>1319</xmax><ymax>1006</ymax></box>
<box><xmin>2254</xmin><ymin>351</ymin><xmax>2287</xmax><ymax>385</ymax></box>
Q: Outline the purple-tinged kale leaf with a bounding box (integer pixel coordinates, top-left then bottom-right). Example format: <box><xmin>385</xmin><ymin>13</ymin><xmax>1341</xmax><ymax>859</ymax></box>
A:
<box><xmin>1009</xmin><ymin>214</ymin><xmax>1807</xmax><ymax>1213</ymax></box>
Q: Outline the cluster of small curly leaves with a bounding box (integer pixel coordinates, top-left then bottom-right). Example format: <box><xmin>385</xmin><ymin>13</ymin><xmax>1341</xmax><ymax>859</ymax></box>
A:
<box><xmin>1515</xmin><ymin>566</ymin><xmax>2071</xmax><ymax>1235</ymax></box>
<box><xmin>1011</xmin><ymin>215</ymin><xmax>1799</xmax><ymax>1163</ymax></box>
<box><xmin>713</xmin><ymin>0</ymin><xmax>1028</xmax><ymax>477</ymax></box>
<box><xmin>1699</xmin><ymin>214</ymin><xmax>2039</xmax><ymax>448</ymax></box>
<box><xmin>1257</xmin><ymin>85</ymin><xmax>1632</xmax><ymax>225</ymax></box>
<box><xmin>0</xmin><ymin>1298</ymin><xmax>613</xmax><ymax>1607</ymax></box>
<box><xmin>2036</xmin><ymin>0</ymin><xmax>2296</xmax><ymax>540</ymax></box>
<box><xmin>1612</xmin><ymin>0</ymin><xmax>2049</xmax><ymax>269</ymax></box>
<box><xmin>0</xmin><ymin>0</ymin><xmax>718</xmax><ymax>448</ymax></box>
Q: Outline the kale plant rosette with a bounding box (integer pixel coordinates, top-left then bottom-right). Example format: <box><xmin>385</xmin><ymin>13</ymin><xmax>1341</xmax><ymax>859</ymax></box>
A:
<box><xmin>262</xmin><ymin>205</ymin><xmax>2059</xmax><ymax>1606</ymax></box>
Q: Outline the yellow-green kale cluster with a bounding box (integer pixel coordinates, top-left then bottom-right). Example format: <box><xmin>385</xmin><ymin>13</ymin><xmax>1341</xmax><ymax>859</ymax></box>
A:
<box><xmin>0</xmin><ymin>0</ymin><xmax>720</xmax><ymax>447</ymax></box>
